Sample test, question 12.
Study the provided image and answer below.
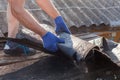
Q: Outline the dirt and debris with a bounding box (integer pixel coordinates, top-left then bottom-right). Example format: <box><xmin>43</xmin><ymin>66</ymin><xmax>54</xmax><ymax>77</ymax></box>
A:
<box><xmin>0</xmin><ymin>56</ymin><xmax>120</xmax><ymax>80</ymax></box>
<box><xmin>0</xmin><ymin>25</ymin><xmax>120</xmax><ymax>80</ymax></box>
<box><xmin>0</xmin><ymin>60</ymin><xmax>38</xmax><ymax>76</ymax></box>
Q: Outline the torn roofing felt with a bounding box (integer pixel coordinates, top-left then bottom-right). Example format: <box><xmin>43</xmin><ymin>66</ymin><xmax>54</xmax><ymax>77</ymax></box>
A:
<box><xmin>0</xmin><ymin>24</ymin><xmax>120</xmax><ymax>67</ymax></box>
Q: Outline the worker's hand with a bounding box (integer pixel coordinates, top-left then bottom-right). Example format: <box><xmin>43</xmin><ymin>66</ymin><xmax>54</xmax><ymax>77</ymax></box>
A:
<box><xmin>42</xmin><ymin>32</ymin><xmax>65</xmax><ymax>52</ymax></box>
<box><xmin>54</xmin><ymin>16</ymin><xmax>71</xmax><ymax>35</ymax></box>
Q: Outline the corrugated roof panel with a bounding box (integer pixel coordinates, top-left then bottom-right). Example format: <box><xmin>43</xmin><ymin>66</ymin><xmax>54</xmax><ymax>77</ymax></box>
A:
<box><xmin>25</xmin><ymin>0</ymin><xmax>38</xmax><ymax>9</ymax></box>
<box><xmin>73</xmin><ymin>0</ymin><xmax>85</xmax><ymax>8</ymax></box>
<box><xmin>91</xmin><ymin>9</ymin><xmax>109</xmax><ymax>24</ymax></box>
<box><xmin>53</xmin><ymin>0</ymin><xmax>66</xmax><ymax>8</ymax></box>
<box><xmin>115</xmin><ymin>8</ymin><xmax>120</xmax><ymax>12</ymax></box>
<box><xmin>31</xmin><ymin>10</ymin><xmax>53</xmax><ymax>26</ymax></box>
<box><xmin>100</xmin><ymin>9</ymin><xmax>118</xmax><ymax>21</ymax></box>
<box><xmin>102</xmin><ymin>0</ymin><xmax>115</xmax><ymax>7</ymax></box>
<box><xmin>63</xmin><ymin>0</ymin><xmax>75</xmax><ymax>7</ymax></box>
<box><xmin>60</xmin><ymin>10</ymin><xmax>75</xmax><ymax>26</ymax></box>
<box><xmin>114</xmin><ymin>0</ymin><xmax>120</xmax><ymax>6</ymax></box>
<box><xmin>62</xmin><ymin>0</ymin><xmax>84</xmax><ymax>26</ymax></box>
<box><xmin>1</xmin><ymin>0</ymin><xmax>120</xmax><ymax>30</ymax></box>
<box><xmin>81</xmin><ymin>8</ymin><xmax>101</xmax><ymax>24</ymax></box>
<box><xmin>72</xmin><ymin>8</ymin><xmax>92</xmax><ymax>26</ymax></box>
<box><xmin>0</xmin><ymin>0</ymin><xmax>7</xmax><ymax>11</ymax></box>
<box><xmin>63</xmin><ymin>9</ymin><xmax>82</xmax><ymax>27</ymax></box>
<box><xmin>99</xmin><ymin>0</ymin><xmax>109</xmax><ymax>8</ymax></box>
<box><xmin>108</xmin><ymin>8</ymin><xmax>120</xmax><ymax>20</ymax></box>
<box><xmin>82</xmin><ymin>0</ymin><xmax>95</xmax><ymax>8</ymax></box>
<box><xmin>89</xmin><ymin>0</ymin><xmax>103</xmax><ymax>8</ymax></box>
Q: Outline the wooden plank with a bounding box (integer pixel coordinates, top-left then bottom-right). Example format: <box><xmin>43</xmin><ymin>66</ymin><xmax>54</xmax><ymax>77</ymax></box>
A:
<box><xmin>0</xmin><ymin>51</ymin><xmax>49</xmax><ymax>66</ymax></box>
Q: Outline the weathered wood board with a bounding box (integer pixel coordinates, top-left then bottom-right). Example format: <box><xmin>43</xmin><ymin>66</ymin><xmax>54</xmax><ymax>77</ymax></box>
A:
<box><xmin>0</xmin><ymin>51</ymin><xmax>49</xmax><ymax>66</ymax></box>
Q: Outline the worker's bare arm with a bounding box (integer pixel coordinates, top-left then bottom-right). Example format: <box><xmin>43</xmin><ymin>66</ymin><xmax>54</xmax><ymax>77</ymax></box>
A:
<box><xmin>7</xmin><ymin>3</ymin><xmax>19</xmax><ymax>38</ymax></box>
<box><xmin>35</xmin><ymin>0</ymin><xmax>60</xmax><ymax>19</ymax></box>
<box><xmin>35</xmin><ymin>0</ymin><xmax>71</xmax><ymax>34</ymax></box>
<box><xmin>8</xmin><ymin>0</ymin><xmax>65</xmax><ymax>52</ymax></box>
<box><xmin>8</xmin><ymin>0</ymin><xmax>47</xmax><ymax>37</ymax></box>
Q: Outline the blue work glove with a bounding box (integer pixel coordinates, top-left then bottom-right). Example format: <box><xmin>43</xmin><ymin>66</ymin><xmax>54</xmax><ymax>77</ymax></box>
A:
<box><xmin>54</xmin><ymin>16</ymin><xmax>71</xmax><ymax>35</ymax></box>
<box><xmin>42</xmin><ymin>32</ymin><xmax>65</xmax><ymax>52</ymax></box>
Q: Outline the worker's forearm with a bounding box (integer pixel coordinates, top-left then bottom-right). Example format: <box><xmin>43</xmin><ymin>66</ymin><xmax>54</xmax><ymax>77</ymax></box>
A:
<box><xmin>35</xmin><ymin>0</ymin><xmax>60</xmax><ymax>19</ymax></box>
<box><xmin>11</xmin><ymin>7</ymin><xmax>47</xmax><ymax>37</ymax></box>
<box><xmin>7</xmin><ymin>4</ymin><xmax>19</xmax><ymax>38</ymax></box>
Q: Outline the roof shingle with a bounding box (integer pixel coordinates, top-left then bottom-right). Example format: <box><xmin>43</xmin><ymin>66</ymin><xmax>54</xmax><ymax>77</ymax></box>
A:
<box><xmin>1</xmin><ymin>0</ymin><xmax>120</xmax><ymax>33</ymax></box>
